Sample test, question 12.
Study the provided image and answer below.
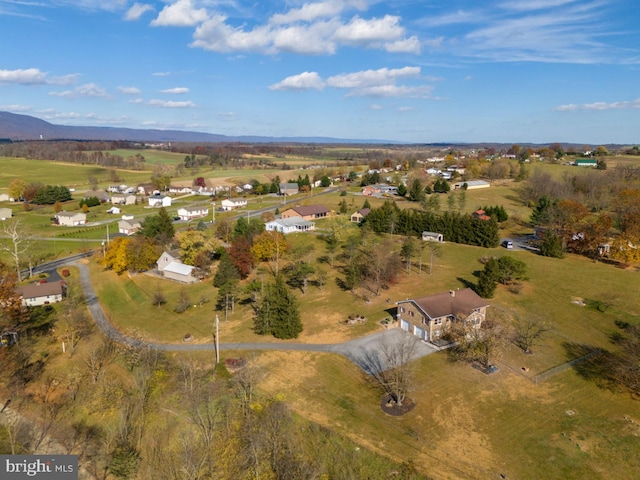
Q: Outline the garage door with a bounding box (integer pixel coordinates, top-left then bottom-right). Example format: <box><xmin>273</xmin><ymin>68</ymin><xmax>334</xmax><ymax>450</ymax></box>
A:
<box><xmin>400</xmin><ymin>320</ymin><xmax>410</xmax><ymax>331</ymax></box>
<box><xmin>413</xmin><ymin>326</ymin><xmax>428</xmax><ymax>341</ymax></box>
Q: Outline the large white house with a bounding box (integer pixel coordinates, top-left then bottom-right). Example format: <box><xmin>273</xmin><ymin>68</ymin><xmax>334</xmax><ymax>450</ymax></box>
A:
<box><xmin>265</xmin><ymin>217</ymin><xmax>315</xmax><ymax>234</ymax></box>
<box><xmin>55</xmin><ymin>211</ymin><xmax>86</xmax><ymax>226</ymax></box>
<box><xmin>148</xmin><ymin>194</ymin><xmax>172</xmax><ymax>207</ymax></box>
<box><xmin>177</xmin><ymin>206</ymin><xmax>209</xmax><ymax>221</ymax></box>
<box><xmin>221</xmin><ymin>199</ymin><xmax>248</xmax><ymax>211</ymax></box>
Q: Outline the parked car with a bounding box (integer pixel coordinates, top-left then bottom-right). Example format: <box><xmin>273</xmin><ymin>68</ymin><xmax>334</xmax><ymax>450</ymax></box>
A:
<box><xmin>501</xmin><ymin>240</ymin><xmax>513</xmax><ymax>249</ymax></box>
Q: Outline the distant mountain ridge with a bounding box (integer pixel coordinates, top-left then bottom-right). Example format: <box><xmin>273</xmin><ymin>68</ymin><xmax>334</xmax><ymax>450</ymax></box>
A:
<box><xmin>0</xmin><ymin>111</ymin><xmax>393</xmax><ymax>144</ymax></box>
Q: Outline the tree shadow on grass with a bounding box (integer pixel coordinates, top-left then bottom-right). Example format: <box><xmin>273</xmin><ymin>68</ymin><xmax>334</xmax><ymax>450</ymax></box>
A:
<box><xmin>561</xmin><ymin>341</ymin><xmax>617</xmax><ymax>390</ymax></box>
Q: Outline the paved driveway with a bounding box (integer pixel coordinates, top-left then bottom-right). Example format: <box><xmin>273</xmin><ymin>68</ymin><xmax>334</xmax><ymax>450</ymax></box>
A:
<box><xmin>65</xmin><ymin>259</ymin><xmax>438</xmax><ymax>371</ymax></box>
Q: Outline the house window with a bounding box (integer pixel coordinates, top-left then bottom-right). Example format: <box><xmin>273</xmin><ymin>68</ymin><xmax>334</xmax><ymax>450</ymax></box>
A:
<box><xmin>409</xmin><ymin>311</ymin><xmax>414</xmax><ymax>317</ymax></box>
<box><xmin>422</xmin><ymin>316</ymin><xmax>427</xmax><ymax>325</ymax></box>
<box><xmin>399</xmin><ymin>306</ymin><xmax>405</xmax><ymax>313</ymax></box>
<box><xmin>434</xmin><ymin>318</ymin><xmax>442</xmax><ymax>325</ymax></box>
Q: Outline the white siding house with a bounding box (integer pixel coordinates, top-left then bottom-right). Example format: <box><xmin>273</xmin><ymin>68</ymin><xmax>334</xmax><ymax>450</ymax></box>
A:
<box><xmin>55</xmin><ymin>211</ymin><xmax>87</xmax><ymax>226</ymax></box>
<box><xmin>177</xmin><ymin>206</ymin><xmax>209</xmax><ymax>221</ymax></box>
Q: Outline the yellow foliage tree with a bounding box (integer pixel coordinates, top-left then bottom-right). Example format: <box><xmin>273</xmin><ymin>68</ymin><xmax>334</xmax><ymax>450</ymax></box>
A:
<box><xmin>250</xmin><ymin>231</ymin><xmax>287</xmax><ymax>274</ymax></box>
<box><xmin>101</xmin><ymin>237</ymin><xmax>130</xmax><ymax>274</ymax></box>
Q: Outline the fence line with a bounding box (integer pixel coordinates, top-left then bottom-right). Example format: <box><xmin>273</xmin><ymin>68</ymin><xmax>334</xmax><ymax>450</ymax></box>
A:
<box><xmin>533</xmin><ymin>349</ymin><xmax>601</xmax><ymax>384</ymax></box>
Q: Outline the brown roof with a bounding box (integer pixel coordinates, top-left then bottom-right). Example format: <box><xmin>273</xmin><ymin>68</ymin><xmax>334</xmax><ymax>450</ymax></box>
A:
<box><xmin>290</xmin><ymin>205</ymin><xmax>329</xmax><ymax>216</ymax></box>
<box><xmin>357</xmin><ymin>208</ymin><xmax>371</xmax><ymax>216</ymax></box>
<box><xmin>16</xmin><ymin>280</ymin><xmax>65</xmax><ymax>299</ymax></box>
<box><xmin>398</xmin><ymin>288</ymin><xmax>488</xmax><ymax>319</ymax></box>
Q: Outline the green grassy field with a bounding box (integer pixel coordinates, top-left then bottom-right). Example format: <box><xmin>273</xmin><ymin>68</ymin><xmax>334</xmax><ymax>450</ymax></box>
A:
<box><xmin>4</xmin><ymin>151</ymin><xmax>640</xmax><ymax>479</ymax></box>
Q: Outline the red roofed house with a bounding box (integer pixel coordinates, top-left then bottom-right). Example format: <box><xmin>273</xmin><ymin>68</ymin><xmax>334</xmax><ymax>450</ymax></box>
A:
<box><xmin>396</xmin><ymin>288</ymin><xmax>489</xmax><ymax>343</ymax></box>
<box><xmin>280</xmin><ymin>205</ymin><xmax>330</xmax><ymax>221</ymax></box>
<box><xmin>472</xmin><ymin>209</ymin><xmax>491</xmax><ymax>221</ymax></box>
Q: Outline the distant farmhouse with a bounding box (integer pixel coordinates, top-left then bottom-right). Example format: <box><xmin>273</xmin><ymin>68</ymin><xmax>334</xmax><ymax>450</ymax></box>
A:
<box><xmin>280</xmin><ymin>205</ymin><xmax>329</xmax><ymax>221</ymax></box>
<box><xmin>148</xmin><ymin>194</ymin><xmax>172</xmax><ymax>207</ymax></box>
<box><xmin>118</xmin><ymin>217</ymin><xmax>143</xmax><ymax>236</ymax></box>
<box><xmin>350</xmin><ymin>208</ymin><xmax>370</xmax><ymax>223</ymax></box>
<box><xmin>177</xmin><ymin>206</ymin><xmax>209</xmax><ymax>221</ymax></box>
<box><xmin>279</xmin><ymin>183</ymin><xmax>299</xmax><ymax>196</ymax></box>
<box><xmin>362</xmin><ymin>184</ymin><xmax>398</xmax><ymax>196</ymax></box>
<box><xmin>220</xmin><ymin>199</ymin><xmax>247</xmax><ymax>211</ymax></box>
<box><xmin>265</xmin><ymin>217</ymin><xmax>315</xmax><ymax>234</ymax></box>
<box><xmin>55</xmin><ymin>211</ymin><xmax>86</xmax><ymax>226</ymax></box>
<box><xmin>110</xmin><ymin>193</ymin><xmax>137</xmax><ymax>205</ymax></box>
<box><xmin>157</xmin><ymin>251</ymin><xmax>198</xmax><ymax>284</ymax></box>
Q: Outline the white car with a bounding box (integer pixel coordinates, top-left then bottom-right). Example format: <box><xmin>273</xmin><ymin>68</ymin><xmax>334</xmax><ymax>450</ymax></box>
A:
<box><xmin>502</xmin><ymin>240</ymin><xmax>513</xmax><ymax>249</ymax></box>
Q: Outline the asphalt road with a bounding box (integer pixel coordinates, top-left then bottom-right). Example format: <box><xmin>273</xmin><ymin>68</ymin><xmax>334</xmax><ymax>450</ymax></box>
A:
<box><xmin>50</xmin><ymin>256</ymin><xmax>437</xmax><ymax>370</ymax></box>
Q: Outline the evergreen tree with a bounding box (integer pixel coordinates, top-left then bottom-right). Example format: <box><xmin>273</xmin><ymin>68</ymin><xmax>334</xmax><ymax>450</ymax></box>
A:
<box><xmin>254</xmin><ymin>275</ymin><xmax>303</xmax><ymax>339</ymax></box>
<box><xmin>397</xmin><ymin>183</ymin><xmax>407</xmax><ymax>197</ymax></box>
<box><xmin>408</xmin><ymin>178</ymin><xmax>425</xmax><ymax>202</ymax></box>
<box><xmin>213</xmin><ymin>251</ymin><xmax>240</xmax><ymax>288</ymax></box>
<box><xmin>139</xmin><ymin>207</ymin><xmax>175</xmax><ymax>244</ymax></box>
<box><xmin>362</xmin><ymin>198</ymin><xmax>371</xmax><ymax>209</ymax></box>
<box><xmin>540</xmin><ymin>232</ymin><xmax>566</xmax><ymax>258</ymax></box>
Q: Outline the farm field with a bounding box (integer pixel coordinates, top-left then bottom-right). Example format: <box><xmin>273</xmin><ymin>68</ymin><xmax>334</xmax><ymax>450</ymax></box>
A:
<box><xmin>2</xmin><ymin>150</ymin><xmax>640</xmax><ymax>479</ymax></box>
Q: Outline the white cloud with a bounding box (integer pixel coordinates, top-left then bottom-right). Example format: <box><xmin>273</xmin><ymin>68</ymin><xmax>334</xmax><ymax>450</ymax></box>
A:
<box><xmin>269</xmin><ymin>72</ymin><xmax>325</xmax><ymax>91</ymax></box>
<box><xmin>151</xmin><ymin>0</ymin><xmax>208</xmax><ymax>27</ymax></box>
<box><xmin>369</xmin><ymin>104</ymin><xmax>383</xmax><ymax>110</ymax></box>
<box><xmin>191</xmin><ymin>7</ymin><xmax>417</xmax><ymax>56</ymax></box>
<box><xmin>398</xmin><ymin>106</ymin><xmax>414</xmax><ymax>112</ymax></box>
<box><xmin>125</xmin><ymin>2</ymin><xmax>154</xmax><ymax>21</ymax></box>
<box><xmin>52</xmin><ymin>0</ymin><xmax>128</xmax><ymax>12</ymax></box>
<box><xmin>326</xmin><ymin>66</ymin><xmax>421</xmax><ymax>89</ymax></box>
<box><xmin>129</xmin><ymin>98</ymin><xmax>144</xmax><ymax>104</ymax></box>
<box><xmin>0</xmin><ymin>68</ymin><xmax>79</xmax><ymax>86</ymax></box>
<box><xmin>499</xmin><ymin>0</ymin><xmax>580</xmax><ymax>12</ymax></box>
<box><xmin>48</xmin><ymin>74</ymin><xmax>80</xmax><ymax>86</ymax></box>
<box><xmin>270</xmin><ymin>66</ymin><xmax>434</xmax><ymax>98</ymax></box>
<box><xmin>160</xmin><ymin>87</ymin><xmax>190</xmax><ymax>94</ymax></box>
<box><xmin>49</xmin><ymin>83</ymin><xmax>108</xmax><ymax>98</ymax></box>
<box><xmin>346</xmin><ymin>84</ymin><xmax>432</xmax><ymax>98</ymax></box>
<box><xmin>385</xmin><ymin>36</ymin><xmax>421</xmax><ymax>54</ymax></box>
<box><xmin>152</xmin><ymin>71</ymin><xmax>172</xmax><ymax>77</ymax></box>
<box><xmin>118</xmin><ymin>86</ymin><xmax>141</xmax><ymax>94</ymax></box>
<box><xmin>334</xmin><ymin>15</ymin><xmax>405</xmax><ymax>46</ymax></box>
<box><xmin>555</xmin><ymin>98</ymin><xmax>640</xmax><ymax>111</ymax></box>
<box><xmin>148</xmin><ymin>99</ymin><xmax>196</xmax><ymax>108</ymax></box>
<box><xmin>0</xmin><ymin>104</ymin><xmax>32</xmax><ymax>112</ymax></box>
<box><xmin>0</xmin><ymin>68</ymin><xmax>47</xmax><ymax>85</ymax></box>
<box><xmin>269</xmin><ymin>0</ymin><xmax>365</xmax><ymax>25</ymax></box>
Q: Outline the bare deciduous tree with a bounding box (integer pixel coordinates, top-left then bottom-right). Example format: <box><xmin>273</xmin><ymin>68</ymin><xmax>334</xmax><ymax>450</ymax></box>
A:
<box><xmin>358</xmin><ymin>333</ymin><xmax>418</xmax><ymax>407</ymax></box>
<box><xmin>513</xmin><ymin>314</ymin><xmax>551</xmax><ymax>354</ymax></box>
<box><xmin>0</xmin><ymin>219</ymin><xmax>33</xmax><ymax>281</ymax></box>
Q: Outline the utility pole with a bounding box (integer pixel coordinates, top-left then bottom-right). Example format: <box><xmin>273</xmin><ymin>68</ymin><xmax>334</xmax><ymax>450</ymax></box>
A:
<box><xmin>212</xmin><ymin>202</ymin><xmax>216</xmax><ymax>224</ymax></box>
<box><xmin>214</xmin><ymin>314</ymin><xmax>220</xmax><ymax>365</ymax></box>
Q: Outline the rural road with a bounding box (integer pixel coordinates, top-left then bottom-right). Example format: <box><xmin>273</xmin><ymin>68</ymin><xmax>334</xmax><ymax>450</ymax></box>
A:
<box><xmin>64</xmin><ymin>259</ymin><xmax>437</xmax><ymax>369</ymax></box>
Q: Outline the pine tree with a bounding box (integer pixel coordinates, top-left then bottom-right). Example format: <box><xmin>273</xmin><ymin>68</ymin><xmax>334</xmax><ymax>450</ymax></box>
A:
<box><xmin>213</xmin><ymin>251</ymin><xmax>240</xmax><ymax>288</ymax></box>
<box><xmin>254</xmin><ymin>275</ymin><xmax>303</xmax><ymax>339</ymax></box>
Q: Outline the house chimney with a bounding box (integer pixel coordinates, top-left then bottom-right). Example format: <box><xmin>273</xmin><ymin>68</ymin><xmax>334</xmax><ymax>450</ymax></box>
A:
<box><xmin>450</xmin><ymin>290</ymin><xmax>455</xmax><ymax>297</ymax></box>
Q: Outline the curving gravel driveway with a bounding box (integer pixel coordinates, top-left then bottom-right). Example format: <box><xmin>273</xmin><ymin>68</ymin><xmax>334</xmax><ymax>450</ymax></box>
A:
<box><xmin>68</xmin><ymin>260</ymin><xmax>437</xmax><ymax>369</ymax></box>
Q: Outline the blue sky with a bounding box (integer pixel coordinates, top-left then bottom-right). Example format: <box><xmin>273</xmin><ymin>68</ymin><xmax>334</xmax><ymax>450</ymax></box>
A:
<box><xmin>1</xmin><ymin>0</ymin><xmax>638</xmax><ymax>144</ymax></box>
